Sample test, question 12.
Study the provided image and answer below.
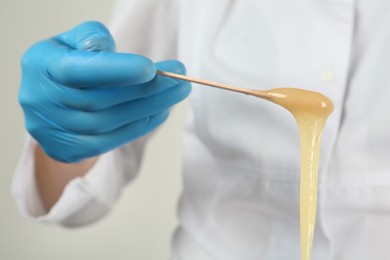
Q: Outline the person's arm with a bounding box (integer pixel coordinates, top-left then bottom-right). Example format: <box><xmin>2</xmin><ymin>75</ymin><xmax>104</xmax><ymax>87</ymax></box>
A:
<box><xmin>16</xmin><ymin>21</ymin><xmax>189</xmax><ymax>224</ymax></box>
<box><xmin>35</xmin><ymin>144</ymin><xmax>98</xmax><ymax>211</ymax></box>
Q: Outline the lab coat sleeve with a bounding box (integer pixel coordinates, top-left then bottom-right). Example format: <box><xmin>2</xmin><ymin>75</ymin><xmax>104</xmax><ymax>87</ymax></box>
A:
<box><xmin>12</xmin><ymin>134</ymin><xmax>148</xmax><ymax>227</ymax></box>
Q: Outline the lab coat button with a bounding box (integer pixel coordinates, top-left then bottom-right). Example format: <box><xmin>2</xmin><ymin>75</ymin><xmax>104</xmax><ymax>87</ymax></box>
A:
<box><xmin>320</xmin><ymin>70</ymin><xmax>335</xmax><ymax>83</ymax></box>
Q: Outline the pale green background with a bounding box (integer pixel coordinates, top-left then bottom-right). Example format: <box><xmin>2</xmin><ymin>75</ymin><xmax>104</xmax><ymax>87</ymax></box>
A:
<box><xmin>0</xmin><ymin>1</ymin><xmax>188</xmax><ymax>259</ymax></box>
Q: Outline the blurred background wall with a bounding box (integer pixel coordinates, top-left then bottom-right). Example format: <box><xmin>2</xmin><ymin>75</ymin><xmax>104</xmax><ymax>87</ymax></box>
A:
<box><xmin>0</xmin><ymin>1</ymin><xmax>188</xmax><ymax>259</ymax></box>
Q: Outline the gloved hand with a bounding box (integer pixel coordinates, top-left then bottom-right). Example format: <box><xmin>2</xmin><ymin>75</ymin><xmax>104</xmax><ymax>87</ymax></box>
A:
<box><xmin>19</xmin><ymin>21</ymin><xmax>191</xmax><ymax>163</ymax></box>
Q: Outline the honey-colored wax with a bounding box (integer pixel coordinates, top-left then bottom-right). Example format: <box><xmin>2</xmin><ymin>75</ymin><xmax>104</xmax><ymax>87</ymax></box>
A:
<box><xmin>262</xmin><ymin>88</ymin><xmax>334</xmax><ymax>260</ymax></box>
<box><xmin>155</xmin><ymin>70</ymin><xmax>334</xmax><ymax>260</ymax></box>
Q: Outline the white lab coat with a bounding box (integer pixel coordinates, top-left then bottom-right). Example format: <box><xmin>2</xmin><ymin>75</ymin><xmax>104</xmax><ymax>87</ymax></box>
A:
<box><xmin>12</xmin><ymin>0</ymin><xmax>390</xmax><ymax>259</ymax></box>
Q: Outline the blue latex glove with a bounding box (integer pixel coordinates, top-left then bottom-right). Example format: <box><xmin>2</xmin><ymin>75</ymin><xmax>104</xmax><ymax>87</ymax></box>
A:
<box><xmin>19</xmin><ymin>21</ymin><xmax>191</xmax><ymax>163</ymax></box>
